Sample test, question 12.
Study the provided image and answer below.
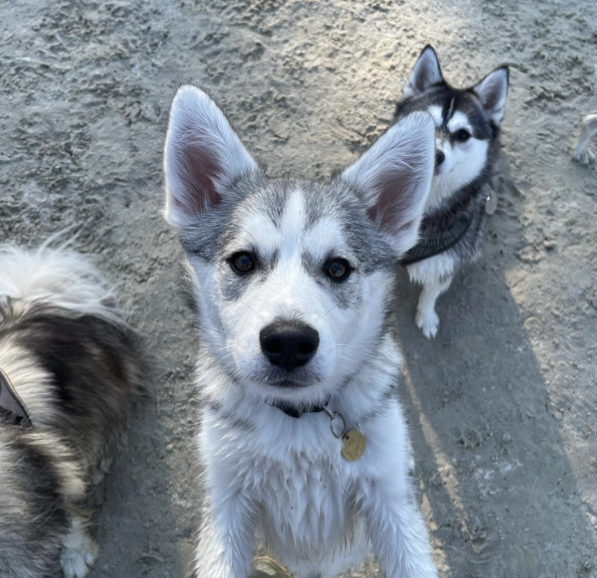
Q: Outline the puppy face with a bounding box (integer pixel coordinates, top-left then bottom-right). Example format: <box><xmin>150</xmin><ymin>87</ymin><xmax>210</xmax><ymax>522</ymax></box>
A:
<box><xmin>164</xmin><ymin>87</ymin><xmax>435</xmax><ymax>407</ymax></box>
<box><xmin>398</xmin><ymin>45</ymin><xmax>509</xmax><ymax>206</ymax></box>
<box><xmin>182</xmin><ymin>179</ymin><xmax>397</xmax><ymax>406</ymax></box>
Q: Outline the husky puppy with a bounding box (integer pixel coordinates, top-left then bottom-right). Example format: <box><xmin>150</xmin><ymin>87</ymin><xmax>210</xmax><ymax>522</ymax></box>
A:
<box><xmin>164</xmin><ymin>86</ymin><xmax>439</xmax><ymax>578</ymax></box>
<box><xmin>396</xmin><ymin>45</ymin><xmax>509</xmax><ymax>338</ymax></box>
<box><xmin>0</xmin><ymin>242</ymin><xmax>141</xmax><ymax>578</ymax></box>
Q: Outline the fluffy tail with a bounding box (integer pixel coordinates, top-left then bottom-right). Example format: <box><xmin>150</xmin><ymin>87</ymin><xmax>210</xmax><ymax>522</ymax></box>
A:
<box><xmin>0</xmin><ymin>237</ymin><xmax>124</xmax><ymax>324</ymax></box>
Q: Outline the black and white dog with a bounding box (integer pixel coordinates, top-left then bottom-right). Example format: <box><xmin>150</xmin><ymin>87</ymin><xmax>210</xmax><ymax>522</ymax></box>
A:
<box><xmin>397</xmin><ymin>45</ymin><xmax>509</xmax><ymax>338</ymax></box>
<box><xmin>164</xmin><ymin>87</ymin><xmax>439</xmax><ymax>578</ymax></box>
<box><xmin>0</xmin><ymin>242</ymin><xmax>141</xmax><ymax>578</ymax></box>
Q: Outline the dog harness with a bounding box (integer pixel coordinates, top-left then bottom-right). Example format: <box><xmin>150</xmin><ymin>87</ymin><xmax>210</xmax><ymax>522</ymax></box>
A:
<box><xmin>399</xmin><ymin>213</ymin><xmax>474</xmax><ymax>266</ymax></box>
<box><xmin>0</xmin><ymin>367</ymin><xmax>32</xmax><ymax>426</ymax></box>
<box><xmin>400</xmin><ymin>185</ymin><xmax>497</xmax><ymax>266</ymax></box>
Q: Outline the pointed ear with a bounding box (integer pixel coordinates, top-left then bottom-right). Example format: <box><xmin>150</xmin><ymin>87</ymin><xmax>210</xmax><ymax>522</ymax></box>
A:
<box><xmin>403</xmin><ymin>45</ymin><xmax>444</xmax><ymax>98</ymax></box>
<box><xmin>472</xmin><ymin>66</ymin><xmax>509</xmax><ymax>125</ymax></box>
<box><xmin>163</xmin><ymin>86</ymin><xmax>258</xmax><ymax>228</ymax></box>
<box><xmin>341</xmin><ymin>112</ymin><xmax>435</xmax><ymax>255</ymax></box>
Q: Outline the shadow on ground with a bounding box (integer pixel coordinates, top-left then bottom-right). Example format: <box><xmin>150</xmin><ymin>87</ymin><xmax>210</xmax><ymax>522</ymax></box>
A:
<box><xmin>394</xmin><ymin>174</ymin><xmax>596</xmax><ymax>577</ymax></box>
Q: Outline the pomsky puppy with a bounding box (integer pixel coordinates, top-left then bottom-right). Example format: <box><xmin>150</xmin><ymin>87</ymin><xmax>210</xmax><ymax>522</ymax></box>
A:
<box><xmin>164</xmin><ymin>86</ymin><xmax>439</xmax><ymax>578</ymax></box>
<box><xmin>0</xmin><ymin>241</ymin><xmax>141</xmax><ymax>578</ymax></box>
<box><xmin>396</xmin><ymin>45</ymin><xmax>509</xmax><ymax>338</ymax></box>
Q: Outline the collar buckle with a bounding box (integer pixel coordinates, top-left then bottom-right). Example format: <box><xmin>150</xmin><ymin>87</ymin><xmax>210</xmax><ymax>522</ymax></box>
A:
<box><xmin>0</xmin><ymin>368</ymin><xmax>32</xmax><ymax>427</ymax></box>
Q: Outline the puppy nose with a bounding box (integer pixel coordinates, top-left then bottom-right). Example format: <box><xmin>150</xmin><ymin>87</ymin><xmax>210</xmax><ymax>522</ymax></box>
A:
<box><xmin>435</xmin><ymin>149</ymin><xmax>446</xmax><ymax>167</ymax></box>
<box><xmin>260</xmin><ymin>320</ymin><xmax>319</xmax><ymax>371</ymax></box>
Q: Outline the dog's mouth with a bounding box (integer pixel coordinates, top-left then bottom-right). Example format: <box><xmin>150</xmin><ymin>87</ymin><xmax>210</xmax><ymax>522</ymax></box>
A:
<box><xmin>245</xmin><ymin>364</ymin><xmax>325</xmax><ymax>392</ymax></box>
<box><xmin>255</xmin><ymin>369</ymin><xmax>322</xmax><ymax>389</ymax></box>
<box><xmin>267</xmin><ymin>378</ymin><xmax>311</xmax><ymax>388</ymax></box>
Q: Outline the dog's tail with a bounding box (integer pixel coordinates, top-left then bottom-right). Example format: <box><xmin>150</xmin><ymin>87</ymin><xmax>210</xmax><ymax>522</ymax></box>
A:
<box><xmin>0</xmin><ymin>236</ymin><xmax>124</xmax><ymax>325</ymax></box>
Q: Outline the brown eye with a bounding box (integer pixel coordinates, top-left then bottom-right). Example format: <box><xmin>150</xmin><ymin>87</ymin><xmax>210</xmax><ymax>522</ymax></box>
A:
<box><xmin>455</xmin><ymin>129</ymin><xmax>471</xmax><ymax>142</ymax></box>
<box><xmin>230</xmin><ymin>252</ymin><xmax>256</xmax><ymax>275</ymax></box>
<box><xmin>325</xmin><ymin>258</ymin><xmax>351</xmax><ymax>282</ymax></box>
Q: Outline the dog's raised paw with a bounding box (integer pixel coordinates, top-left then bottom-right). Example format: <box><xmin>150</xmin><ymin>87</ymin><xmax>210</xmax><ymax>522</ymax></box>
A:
<box><xmin>60</xmin><ymin>519</ymin><xmax>98</xmax><ymax>578</ymax></box>
<box><xmin>416</xmin><ymin>309</ymin><xmax>440</xmax><ymax>339</ymax></box>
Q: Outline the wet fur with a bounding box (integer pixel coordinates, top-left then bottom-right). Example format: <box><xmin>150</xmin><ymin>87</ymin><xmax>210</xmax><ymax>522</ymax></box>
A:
<box><xmin>164</xmin><ymin>86</ymin><xmax>438</xmax><ymax>578</ymax></box>
<box><xmin>0</xmin><ymin>242</ymin><xmax>142</xmax><ymax>578</ymax></box>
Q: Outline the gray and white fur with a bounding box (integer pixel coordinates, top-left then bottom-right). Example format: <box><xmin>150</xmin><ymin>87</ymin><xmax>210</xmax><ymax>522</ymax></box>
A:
<box><xmin>0</xmin><ymin>241</ymin><xmax>142</xmax><ymax>578</ymax></box>
<box><xmin>164</xmin><ymin>86</ymin><xmax>439</xmax><ymax>578</ymax></box>
<box><xmin>396</xmin><ymin>45</ymin><xmax>509</xmax><ymax>338</ymax></box>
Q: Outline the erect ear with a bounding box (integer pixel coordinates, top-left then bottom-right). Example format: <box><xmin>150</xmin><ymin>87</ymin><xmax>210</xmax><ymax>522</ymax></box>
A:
<box><xmin>341</xmin><ymin>112</ymin><xmax>435</xmax><ymax>255</ymax></box>
<box><xmin>472</xmin><ymin>66</ymin><xmax>509</xmax><ymax>125</ymax></box>
<box><xmin>403</xmin><ymin>45</ymin><xmax>444</xmax><ymax>99</ymax></box>
<box><xmin>163</xmin><ymin>86</ymin><xmax>258</xmax><ymax>228</ymax></box>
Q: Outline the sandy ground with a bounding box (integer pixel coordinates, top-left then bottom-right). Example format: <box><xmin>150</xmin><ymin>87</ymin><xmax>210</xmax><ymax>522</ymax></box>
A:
<box><xmin>1</xmin><ymin>0</ymin><xmax>597</xmax><ymax>576</ymax></box>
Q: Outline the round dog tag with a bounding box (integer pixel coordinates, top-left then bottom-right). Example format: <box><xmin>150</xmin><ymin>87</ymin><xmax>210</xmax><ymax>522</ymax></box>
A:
<box><xmin>341</xmin><ymin>429</ymin><xmax>366</xmax><ymax>462</ymax></box>
<box><xmin>485</xmin><ymin>188</ymin><xmax>498</xmax><ymax>215</ymax></box>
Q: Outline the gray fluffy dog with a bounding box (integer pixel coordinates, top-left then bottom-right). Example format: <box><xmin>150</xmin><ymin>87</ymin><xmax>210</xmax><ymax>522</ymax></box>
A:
<box><xmin>0</xmin><ymin>241</ymin><xmax>142</xmax><ymax>578</ymax></box>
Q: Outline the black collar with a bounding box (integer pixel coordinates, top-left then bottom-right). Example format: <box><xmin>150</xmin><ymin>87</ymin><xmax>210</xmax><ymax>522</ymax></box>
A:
<box><xmin>399</xmin><ymin>213</ymin><xmax>474</xmax><ymax>266</ymax></box>
<box><xmin>0</xmin><ymin>368</ymin><xmax>32</xmax><ymax>426</ymax></box>
<box><xmin>271</xmin><ymin>401</ymin><xmax>329</xmax><ymax>419</ymax></box>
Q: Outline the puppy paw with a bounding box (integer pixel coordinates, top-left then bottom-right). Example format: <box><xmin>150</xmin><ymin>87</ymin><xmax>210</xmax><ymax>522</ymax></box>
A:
<box><xmin>573</xmin><ymin>148</ymin><xmax>595</xmax><ymax>165</ymax></box>
<box><xmin>60</xmin><ymin>519</ymin><xmax>98</xmax><ymax>578</ymax></box>
<box><xmin>416</xmin><ymin>308</ymin><xmax>440</xmax><ymax>339</ymax></box>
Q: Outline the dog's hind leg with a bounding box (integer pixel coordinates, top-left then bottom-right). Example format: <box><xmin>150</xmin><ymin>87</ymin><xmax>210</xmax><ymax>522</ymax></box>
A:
<box><xmin>416</xmin><ymin>276</ymin><xmax>452</xmax><ymax>339</ymax></box>
<box><xmin>60</xmin><ymin>515</ymin><xmax>98</xmax><ymax>578</ymax></box>
<box><xmin>573</xmin><ymin>113</ymin><xmax>597</xmax><ymax>165</ymax></box>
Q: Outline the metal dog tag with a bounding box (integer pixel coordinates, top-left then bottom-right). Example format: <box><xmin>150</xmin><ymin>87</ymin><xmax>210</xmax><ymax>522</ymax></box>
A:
<box><xmin>485</xmin><ymin>187</ymin><xmax>498</xmax><ymax>215</ymax></box>
<box><xmin>341</xmin><ymin>429</ymin><xmax>366</xmax><ymax>462</ymax></box>
<box><xmin>323</xmin><ymin>407</ymin><xmax>366</xmax><ymax>461</ymax></box>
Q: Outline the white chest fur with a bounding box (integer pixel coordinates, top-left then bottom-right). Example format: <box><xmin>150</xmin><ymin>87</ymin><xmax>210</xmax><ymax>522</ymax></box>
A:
<box><xmin>256</xmin><ymin>450</ymin><xmax>369</xmax><ymax>577</ymax></box>
<box><xmin>200</xmin><ymin>408</ymin><xmax>374</xmax><ymax>577</ymax></box>
<box><xmin>194</xmin><ymin>339</ymin><xmax>434</xmax><ymax>578</ymax></box>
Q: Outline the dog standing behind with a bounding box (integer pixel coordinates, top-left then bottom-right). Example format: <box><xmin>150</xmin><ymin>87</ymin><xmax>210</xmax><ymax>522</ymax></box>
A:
<box><xmin>0</xmin><ymin>241</ymin><xmax>142</xmax><ymax>578</ymax></box>
<box><xmin>164</xmin><ymin>86</ymin><xmax>439</xmax><ymax>578</ymax></box>
<box><xmin>396</xmin><ymin>45</ymin><xmax>509</xmax><ymax>338</ymax></box>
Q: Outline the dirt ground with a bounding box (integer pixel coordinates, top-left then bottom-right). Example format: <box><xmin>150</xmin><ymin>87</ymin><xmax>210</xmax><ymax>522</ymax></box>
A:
<box><xmin>1</xmin><ymin>0</ymin><xmax>597</xmax><ymax>576</ymax></box>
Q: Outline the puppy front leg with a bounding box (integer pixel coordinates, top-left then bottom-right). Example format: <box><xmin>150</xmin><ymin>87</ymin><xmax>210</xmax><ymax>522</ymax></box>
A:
<box><xmin>415</xmin><ymin>275</ymin><xmax>452</xmax><ymax>339</ymax></box>
<box><xmin>60</xmin><ymin>514</ymin><xmax>98</xmax><ymax>578</ymax></box>
<box><xmin>364</xmin><ymin>481</ymin><xmax>437</xmax><ymax>578</ymax></box>
<box><xmin>191</xmin><ymin>493</ymin><xmax>257</xmax><ymax>578</ymax></box>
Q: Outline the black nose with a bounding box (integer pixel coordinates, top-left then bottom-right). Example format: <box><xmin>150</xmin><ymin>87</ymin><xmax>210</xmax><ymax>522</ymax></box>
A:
<box><xmin>260</xmin><ymin>320</ymin><xmax>319</xmax><ymax>371</ymax></box>
<box><xmin>435</xmin><ymin>149</ymin><xmax>445</xmax><ymax>167</ymax></box>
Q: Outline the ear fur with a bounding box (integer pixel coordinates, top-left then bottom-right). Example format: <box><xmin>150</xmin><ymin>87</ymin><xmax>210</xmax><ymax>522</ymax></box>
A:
<box><xmin>403</xmin><ymin>45</ymin><xmax>444</xmax><ymax>99</ymax></box>
<box><xmin>472</xmin><ymin>66</ymin><xmax>509</xmax><ymax>125</ymax></box>
<box><xmin>163</xmin><ymin>86</ymin><xmax>258</xmax><ymax>228</ymax></box>
<box><xmin>341</xmin><ymin>112</ymin><xmax>435</xmax><ymax>255</ymax></box>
